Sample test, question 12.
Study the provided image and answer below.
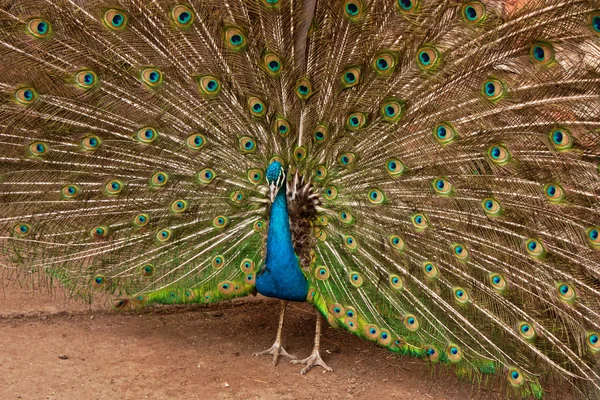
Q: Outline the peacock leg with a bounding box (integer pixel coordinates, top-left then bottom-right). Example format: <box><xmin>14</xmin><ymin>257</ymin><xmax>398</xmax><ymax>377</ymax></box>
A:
<box><xmin>253</xmin><ymin>300</ymin><xmax>297</xmax><ymax>365</ymax></box>
<box><xmin>291</xmin><ymin>309</ymin><xmax>332</xmax><ymax>375</ymax></box>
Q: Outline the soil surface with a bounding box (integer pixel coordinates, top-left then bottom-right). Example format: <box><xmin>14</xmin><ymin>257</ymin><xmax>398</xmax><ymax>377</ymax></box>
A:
<box><xmin>1</xmin><ymin>284</ymin><xmax>557</xmax><ymax>400</ymax></box>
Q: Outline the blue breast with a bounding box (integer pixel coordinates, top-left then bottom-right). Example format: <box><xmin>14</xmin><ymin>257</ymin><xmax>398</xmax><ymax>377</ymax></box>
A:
<box><xmin>255</xmin><ymin>189</ymin><xmax>309</xmax><ymax>301</ymax></box>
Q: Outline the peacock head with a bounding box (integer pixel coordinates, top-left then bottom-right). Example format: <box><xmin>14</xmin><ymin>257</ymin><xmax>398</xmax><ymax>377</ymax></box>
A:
<box><xmin>266</xmin><ymin>161</ymin><xmax>285</xmax><ymax>202</ymax></box>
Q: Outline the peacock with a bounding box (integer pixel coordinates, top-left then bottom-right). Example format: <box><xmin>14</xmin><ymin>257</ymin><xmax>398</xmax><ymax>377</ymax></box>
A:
<box><xmin>1</xmin><ymin>0</ymin><xmax>600</xmax><ymax>397</ymax></box>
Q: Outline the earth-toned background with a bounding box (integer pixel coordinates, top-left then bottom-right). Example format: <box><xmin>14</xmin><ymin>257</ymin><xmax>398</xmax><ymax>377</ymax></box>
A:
<box><xmin>1</xmin><ymin>282</ymin><xmax>563</xmax><ymax>400</ymax></box>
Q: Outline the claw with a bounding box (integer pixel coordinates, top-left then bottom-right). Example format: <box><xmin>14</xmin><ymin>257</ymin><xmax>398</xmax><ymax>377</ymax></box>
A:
<box><xmin>253</xmin><ymin>342</ymin><xmax>297</xmax><ymax>366</ymax></box>
<box><xmin>291</xmin><ymin>349</ymin><xmax>332</xmax><ymax>375</ymax></box>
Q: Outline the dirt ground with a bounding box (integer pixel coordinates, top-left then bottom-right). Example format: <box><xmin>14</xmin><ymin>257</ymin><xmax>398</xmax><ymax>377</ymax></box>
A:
<box><xmin>1</xmin><ymin>284</ymin><xmax>560</xmax><ymax>400</ymax></box>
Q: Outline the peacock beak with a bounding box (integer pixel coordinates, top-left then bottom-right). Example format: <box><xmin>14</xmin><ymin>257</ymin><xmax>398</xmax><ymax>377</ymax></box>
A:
<box><xmin>269</xmin><ymin>183</ymin><xmax>279</xmax><ymax>203</ymax></box>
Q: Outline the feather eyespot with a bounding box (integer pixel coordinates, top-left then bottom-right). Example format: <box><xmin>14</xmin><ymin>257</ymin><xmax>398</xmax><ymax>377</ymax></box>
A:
<box><xmin>556</xmin><ymin>282</ymin><xmax>576</xmax><ymax>303</ymax></box>
<box><xmin>26</xmin><ymin>18</ymin><xmax>52</xmax><ymax>38</ymax></box>
<box><xmin>61</xmin><ymin>184</ymin><xmax>80</xmax><ymax>199</ymax></box>
<box><xmin>156</xmin><ymin>229</ymin><xmax>172</xmax><ymax>242</ymax></box>
<box><xmin>586</xmin><ymin>227</ymin><xmax>600</xmax><ymax>249</ymax></box>
<box><xmin>396</xmin><ymin>0</ymin><xmax>418</xmax><ymax>12</ymax></box>
<box><xmin>525</xmin><ymin>238</ymin><xmax>545</xmax><ymax>258</ymax></box>
<box><xmin>136</xmin><ymin>127</ymin><xmax>157</xmax><ymax>144</ymax></box>
<box><xmin>489</xmin><ymin>273</ymin><xmax>507</xmax><ymax>292</ymax></box>
<box><xmin>186</xmin><ymin>133</ymin><xmax>206</xmax><ymax>150</ymax></box>
<box><xmin>482</xmin><ymin>78</ymin><xmax>505</xmax><ymax>102</ymax></box>
<box><xmin>91</xmin><ymin>226</ymin><xmax>109</xmax><ymax>239</ymax></box>
<box><xmin>29</xmin><ymin>141</ymin><xmax>47</xmax><ymax>156</ymax></box>
<box><xmin>379</xmin><ymin>330</ymin><xmax>392</xmax><ymax>346</ymax></box>
<box><xmin>530</xmin><ymin>42</ymin><xmax>555</xmax><ymax>66</ymax></box>
<box><xmin>197</xmin><ymin>75</ymin><xmax>221</xmax><ymax>96</ymax></box>
<box><xmin>367</xmin><ymin>188</ymin><xmax>385</xmax><ymax>204</ymax></box>
<box><xmin>386</xmin><ymin>158</ymin><xmax>405</xmax><ymax>178</ymax></box>
<box><xmin>372</xmin><ymin>51</ymin><xmax>397</xmax><ymax>76</ymax></box>
<box><xmin>403</xmin><ymin>314</ymin><xmax>419</xmax><ymax>331</ymax></box>
<box><xmin>218</xmin><ymin>281</ymin><xmax>235</xmax><ymax>295</ymax></box>
<box><xmin>15</xmin><ymin>87</ymin><xmax>37</xmax><ymax>105</ymax></box>
<box><xmin>364</xmin><ymin>324</ymin><xmax>380</xmax><ymax>340</ymax></box>
<box><xmin>294</xmin><ymin>147</ymin><xmax>307</xmax><ymax>162</ymax></box>
<box><xmin>343</xmin><ymin>0</ymin><xmax>364</xmax><ymax>21</ymax></box>
<box><xmin>338</xmin><ymin>152</ymin><xmax>356</xmax><ymax>167</ymax></box>
<box><xmin>481</xmin><ymin>197</ymin><xmax>502</xmax><ymax>216</ymax></box>
<box><xmin>346</xmin><ymin>112</ymin><xmax>367</xmax><ymax>131</ymax></box>
<box><xmin>313</xmin><ymin>124</ymin><xmax>329</xmax><ymax>143</ymax></box>
<box><xmin>140</xmin><ymin>68</ymin><xmax>163</xmax><ymax>88</ymax></box>
<box><xmin>389</xmin><ymin>235</ymin><xmax>405</xmax><ymax>251</ymax></box>
<box><xmin>240</xmin><ymin>259</ymin><xmax>254</xmax><ymax>273</ymax></box>
<box><xmin>197</xmin><ymin>168</ymin><xmax>216</xmax><ymax>184</ymax></box>
<box><xmin>133</xmin><ymin>213</ymin><xmax>150</xmax><ymax>228</ymax></box>
<box><xmin>150</xmin><ymin>172</ymin><xmax>169</xmax><ymax>187</ymax></box>
<box><xmin>507</xmin><ymin>368</ymin><xmax>524</xmax><ymax>387</ymax></box>
<box><xmin>549</xmin><ymin>128</ymin><xmax>573</xmax><ymax>151</ymax></box>
<box><xmin>446</xmin><ymin>345</ymin><xmax>462</xmax><ymax>363</ymax></box>
<box><xmin>424</xmin><ymin>346</ymin><xmax>439</xmax><ymax>362</ymax></box>
<box><xmin>253</xmin><ymin>220</ymin><xmax>265</xmax><ymax>232</ymax></box>
<box><xmin>212</xmin><ymin>255</ymin><xmax>225</xmax><ymax>269</ymax></box>
<box><xmin>274</xmin><ymin>116</ymin><xmax>291</xmax><ymax>137</ymax></box>
<box><xmin>81</xmin><ymin>135</ymin><xmax>101</xmax><ymax>151</ymax></box>
<box><xmin>75</xmin><ymin>70</ymin><xmax>98</xmax><ymax>89</ymax></box>
<box><xmin>247</xmin><ymin>169</ymin><xmax>263</xmax><ymax>184</ymax></box>
<box><xmin>338</xmin><ymin>210</ymin><xmax>354</xmax><ymax>224</ymax></box>
<box><xmin>105</xmin><ymin>179</ymin><xmax>123</xmax><ymax>195</ymax></box>
<box><xmin>91</xmin><ymin>275</ymin><xmax>106</xmax><ymax>289</ymax></box>
<box><xmin>422</xmin><ymin>261</ymin><xmax>439</xmax><ymax>279</ymax></box>
<box><xmin>313</xmin><ymin>165</ymin><xmax>327</xmax><ymax>181</ymax></box>
<box><xmin>380</xmin><ymin>99</ymin><xmax>405</xmax><ymax>123</ymax></box>
<box><xmin>315</xmin><ymin>266</ymin><xmax>330</xmax><ymax>280</ymax></box>
<box><xmin>171</xmin><ymin>5</ymin><xmax>194</xmax><ymax>28</ymax></box>
<box><xmin>516</xmin><ymin>322</ymin><xmax>536</xmax><ymax>341</ymax></box>
<box><xmin>213</xmin><ymin>216</ymin><xmax>229</xmax><ymax>229</ymax></box>
<box><xmin>295</xmin><ymin>78</ymin><xmax>314</xmax><ymax>100</ymax></box>
<box><xmin>329</xmin><ymin>303</ymin><xmax>345</xmax><ymax>318</ymax></box>
<box><xmin>487</xmin><ymin>144</ymin><xmax>511</xmax><ymax>165</ymax></box>
<box><xmin>433</xmin><ymin>123</ymin><xmax>457</xmax><ymax>145</ymax></box>
<box><xmin>229</xmin><ymin>190</ymin><xmax>245</xmax><ymax>204</ymax></box>
<box><xmin>453</xmin><ymin>287</ymin><xmax>469</xmax><ymax>304</ymax></box>
<box><xmin>224</xmin><ymin>27</ymin><xmax>247</xmax><ymax>51</ymax></box>
<box><xmin>451</xmin><ymin>243</ymin><xmax>469</xmax><ymax>261</ymax></box>
<box><xmin>324</xmin><ymin>186</ymin><xmax>338</xmax><ymax>200</ymax></box>
<box><xmin>344</xmin><ymin>235</ymin><xmax>358</xmax><ymax>250</ymax></box>
<box><xmin>103</xmin><ymin>9</ymin><xmax>127</xmax><ymax>30</ymax></box>
<box><xmin>416</xmin><ymin>46</ymin><xmax>440</xmax><ymax>70</ymax></box>
<box><xmin>247</xmin><ymin>97</ymin><xmax>266</xmax><ymax>118</ymax></box>
<box><xmin>587</xmin><ymin>332</ymin><xmax>600</xmax><ymax>352</ymax></box>
<box><xmin>411</xmin><ymin>213</ymin><xmax>429</xmax><ymax>230</ymax></box>
<box><xmin>590</xmin><ymin>12</ymin><xmax>600</xmax><ymax>34</ymax></box>
<box><xmin>348</xmin><ymin>272</ymin><xmax>363</xmax><ymax>287</ymax></box>
<box><xmin>341</xmin><ymin>66</ymin><xmax>361</xmax><ymax>88</ymax></box>
<box><xmin>140</xmin><ymin>265</ymin><xmax>154</xmax><ymax>277</ymax></box>
<box><xmin>262</xmin><ymin>51</ymin><xmax>282</xmax><ymax>76</ymax></box>
<box><xmin>170</xmin><ymin>199</ymin><xmax>188</xmax><ymax>213</ymax></box>
<box><xmin>389</xmin><ymin>274</ymin><xmax>404</xmax><ymax>290</ymax></box>
<box><xmin>239</xmin><ymin>136</ymin><xmax>256</xmax><ymax>153</ymax></box>
<box><xmin>543</xmin><ymin>183</ymin><xmax>565</xmax><ymax>203</ymax></box>
<box><xmin>13</xmin><ymin>223</ymin><xmax>31</xmax><ymax>237</ymax></box>
<box><xmin>432</xmin><ymin>177</ymin><xmax>453</xmax><ymax>196</ymax></box>
<box><xmin>461</xmin><ymin>2</ymin><xmax>486</xmax><ymax>24</ymax></box>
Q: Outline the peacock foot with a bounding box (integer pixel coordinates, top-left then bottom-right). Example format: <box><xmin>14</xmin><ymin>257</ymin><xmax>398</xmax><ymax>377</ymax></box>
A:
<box><xmin>291</xmin><ymin>350</ymin><xmax>332</xmax><ymax>375</ymax></box>
<box><xmin>253</xmin><ymin>341</ymin><xmax>297</xmax><ymax>366</ymax></box>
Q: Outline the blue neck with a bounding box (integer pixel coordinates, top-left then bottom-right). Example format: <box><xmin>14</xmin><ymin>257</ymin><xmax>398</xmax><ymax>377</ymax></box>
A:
<box><xmin>255</xmin><ymin>188</ymin><xmax>308</xmax><ymax>301</ymax></box>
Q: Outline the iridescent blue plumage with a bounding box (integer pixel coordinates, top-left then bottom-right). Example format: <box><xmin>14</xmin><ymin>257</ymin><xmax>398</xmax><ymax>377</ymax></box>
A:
<box><xmin>256</xmin><ymin>162</ymin><xmax>309</xmax><ymax>302</ymax></box>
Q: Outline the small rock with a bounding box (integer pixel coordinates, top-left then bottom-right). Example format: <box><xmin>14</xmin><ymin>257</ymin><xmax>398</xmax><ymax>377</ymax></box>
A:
<box><xmin>58</xmin><ymin>355</ymin><xmax>69</xmax><ymax>360</ymax></box>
